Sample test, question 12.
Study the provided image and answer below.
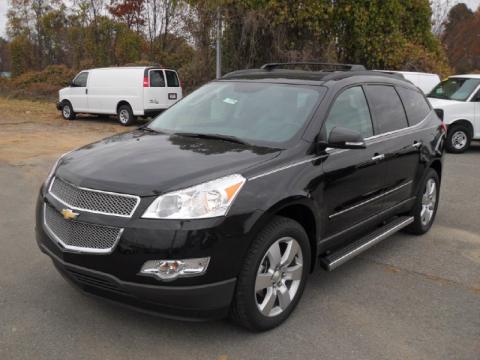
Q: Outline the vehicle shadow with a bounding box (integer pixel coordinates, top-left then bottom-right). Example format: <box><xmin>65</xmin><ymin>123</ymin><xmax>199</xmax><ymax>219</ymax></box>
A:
<box><xmin>71</xmin><ymin>114</ymin><xmax>151</xmax><ymax>126</ymax></box>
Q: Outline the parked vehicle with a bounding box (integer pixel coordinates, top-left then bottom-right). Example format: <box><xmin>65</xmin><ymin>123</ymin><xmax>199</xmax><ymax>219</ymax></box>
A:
<box><xmin>57</xmin><ymin>66</ymin><xmax>182</xmax><ymax>125</ymax></box>
<box><xmin>375</xmin><ymin>70</ymin><xmax>441</xmax><ymax>94</ymax></box>
<box><xmin>428</xmin><ymin>74</ymin><xmax>480</xmax><ymax>153</ymax></box>
<box><xmin>37</xmin><ymin>63</ymin><xmax>445</xmax><ymax>331</ymax></box>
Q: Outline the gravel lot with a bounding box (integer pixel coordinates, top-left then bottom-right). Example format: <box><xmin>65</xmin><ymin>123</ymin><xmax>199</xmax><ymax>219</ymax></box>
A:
<box><xmin>1</xmin><ymin>99</ymin><xmax>479</xmax><ymax>360</ymax></box>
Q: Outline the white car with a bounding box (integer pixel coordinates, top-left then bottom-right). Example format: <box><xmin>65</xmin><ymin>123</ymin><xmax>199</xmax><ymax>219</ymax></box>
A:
<box><xmin>374</xmin><ymin>71</ymin><xmax>441</xmax><ymax>94</ymax></box>
<box><xmin>428</xmin><ymin>75</ymin><xmax>480</xmax><ymax>153</ymax></box>
<box><xmin>57</xmin><ymin>67</ymin><xmax>183</xmax><ymax>125</ymax></box>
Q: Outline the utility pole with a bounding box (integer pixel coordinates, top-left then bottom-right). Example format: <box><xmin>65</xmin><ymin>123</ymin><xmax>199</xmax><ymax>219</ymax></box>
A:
<box><xmin>216</xmin><ymin>7</ymin><xmax>222</xmax><ymax>79</ymax></box>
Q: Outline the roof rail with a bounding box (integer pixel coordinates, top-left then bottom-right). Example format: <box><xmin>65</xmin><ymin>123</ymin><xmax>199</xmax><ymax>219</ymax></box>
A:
<box><xmin>260</xmin><ymin>62</ymin><xmax>366</xmax><ymax>72</ymax></box>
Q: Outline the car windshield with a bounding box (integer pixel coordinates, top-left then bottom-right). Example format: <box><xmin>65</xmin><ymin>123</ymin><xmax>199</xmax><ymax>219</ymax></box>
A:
<box><xmin>429</xmin><ymin>78</ymin><xmax>480</xmax><ymax>101</ymax></box>
<box><xmin>149</xmin><ymin>81</ymin><xmax>324</xmax><ymax>147</ymax></box>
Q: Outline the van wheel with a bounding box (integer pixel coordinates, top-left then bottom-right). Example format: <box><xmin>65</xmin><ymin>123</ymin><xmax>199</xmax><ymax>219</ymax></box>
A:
<box><xmin>230</xmin><ymin>216</ymin><xmax>310</xmax><ymax>331</ymax></box>
<box><xmin>61</xmin><ymin>102</ymin><xmax>76</xmax><ymax>120</ymax></box>
<box><xmin>446</xmin><ymin>124</ymin><xmax>471</xmax><ymax>153</ymax></box>
<box><xmin>117</xmin><ymin>104</ymin><xmax>135</xmax><ymax>126</ymax></box>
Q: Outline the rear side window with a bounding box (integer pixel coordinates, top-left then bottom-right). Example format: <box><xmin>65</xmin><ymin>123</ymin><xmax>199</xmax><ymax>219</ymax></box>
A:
<box><xmin>150</xmin><ymin>70</ymin><xmax>165</xmax><ymax>87</ymax></box>
<box><xmin>73</xmin><ymin>72</ymin><xmax>88</xmax><ymax>87</ymax></box>
<box><xmin>365</xmin><ymin>85</ymin><xmax>408</xmax><ymax>133</ymax></box>
<box><xmin>165</xmin><ymin>70</ymin><xmax>179</xmax><ymax>87</ymax></box>
<box><xmin>396</xmin><ymin>87</ymin><xmax>431</xmax><ymax>126</ymax></box>
<box><xmin>324</xmin><ymin>86</ymin><xmax>373</xmax><ymax>138</ymax></box>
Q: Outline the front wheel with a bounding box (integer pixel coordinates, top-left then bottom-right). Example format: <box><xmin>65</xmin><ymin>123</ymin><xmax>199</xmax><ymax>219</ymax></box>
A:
<box><xmin>405</xmin><ymin>168</ymin><xmax>440</xmax><ymax>235</ymax></box>
<box><xmin>230</xmin><ymin>216</ymin><xmax>311</xmax><ymax>331</ymax></box>
<box><xmin>61</xmin><ymin>101</ymin><xmax>76</xmax><ymax>120</ymax></box>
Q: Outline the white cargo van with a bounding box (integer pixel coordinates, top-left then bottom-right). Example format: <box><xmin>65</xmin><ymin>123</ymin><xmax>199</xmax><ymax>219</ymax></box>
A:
<box><xmin>374</xmin><ymin>70</ymin><xmax>441</xmax><ymax>94</ymax></box>
<box><xmin>57</xmin><ymin>67</ymin><xmax>183</xmax><ymax>125</ymax></box>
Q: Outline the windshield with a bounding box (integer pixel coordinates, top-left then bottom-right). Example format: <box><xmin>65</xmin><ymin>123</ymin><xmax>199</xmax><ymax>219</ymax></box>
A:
<box><xmin>429</xmin><ymin>78</ymin><xmax>480</xmax><ymax>101</ymax></box>
<box><xmin>149</xmin><ymin>81</ymin><xmax>324</xmax><ymax>147</ymax></box>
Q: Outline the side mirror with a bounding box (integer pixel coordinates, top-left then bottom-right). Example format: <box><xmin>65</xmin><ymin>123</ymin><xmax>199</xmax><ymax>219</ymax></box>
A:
<box><xmin>327</xmin><ymin>126</ymin><xmax>366</xmax><ymax>149</ymax></box>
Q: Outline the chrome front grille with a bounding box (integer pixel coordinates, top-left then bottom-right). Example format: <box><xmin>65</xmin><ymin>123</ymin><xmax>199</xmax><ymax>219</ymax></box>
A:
<box><xmin>44</xmin><ymin>204</ymin><xmax>123</xmax><ymax>254</ymax></box>
<box><xmin>49</xmin><ymin>177</ymin><xmax>139</xmax><ymax>217</ymax></box>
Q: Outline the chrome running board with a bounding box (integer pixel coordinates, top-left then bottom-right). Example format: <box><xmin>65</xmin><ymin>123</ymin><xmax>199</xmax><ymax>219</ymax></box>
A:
<box><xmin>320</xmin><ymin>216</ymin><xmax>414</xmax><ymax>271</ymax></box>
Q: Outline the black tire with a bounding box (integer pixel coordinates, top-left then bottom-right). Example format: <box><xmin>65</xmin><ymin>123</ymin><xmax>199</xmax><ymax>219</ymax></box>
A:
<box><xmin>230</xmin><ymin>216</ymin><xmax>311</xmax><ymax>331</ymax></box>
<box><xmin>405</xmin><ymin>168</ymin><xmax>440</xmax><ymax>235</ymax></box>
<box><xmin>61</xmin><ymin>101</ymin><xmax>76</xmax><ymax>120</ymax></box>
<box><xmin>117</xmin><ymin>104</ymin><xmax>135</xmax><ymax>126</ymax></box>
<box><xmin>445</xmin><ymin>124</ymin><xmax>471</xmax><ymax>153</ymax></box>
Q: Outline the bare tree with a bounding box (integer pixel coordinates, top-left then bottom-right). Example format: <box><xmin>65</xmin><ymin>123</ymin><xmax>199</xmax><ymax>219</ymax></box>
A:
<box><xmin>431</xmin><ymin>0</ymin><xmax>457</xmax><ymax>35</ymax></box>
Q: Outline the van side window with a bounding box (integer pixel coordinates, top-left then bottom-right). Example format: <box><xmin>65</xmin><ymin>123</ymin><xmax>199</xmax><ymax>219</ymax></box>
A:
<box><xmin>165</xmin><ymin>71</ymin><xmax>180</xmax><ymax>87</ymax></box>
<box><xmin>324</xmin><ymin>86</ymin><xmax>373</xmax><ymax>138</ymax></box>
<box><xmin>150</xmin><ymin>70</ymin><xmax>165</xmax><ymax>87</ymax></box>
<box><xmin>396</xmin><ymin>87</ymin><xmax>431</xmax><ymax>126</ymax></box>
<box><xmin>365</xmin><ymin>85</ymin><xmax>408</xmax><ymax>133</ymax></box>
<box><xmin>73</xmin><ymin>72</ymin><xmax>88</xmax><ymax>87</ymax></box>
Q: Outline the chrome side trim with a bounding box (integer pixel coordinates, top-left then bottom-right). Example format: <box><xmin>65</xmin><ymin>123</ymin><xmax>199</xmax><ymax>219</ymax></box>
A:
<box><xmin>43</xmin><ymin>204</ymin><xmax>124</xmax><ymax>255</ymax></box>
<box><xmin>326</xmin><ymin>216</ymin><xmax>414</xmax><ymax>270</ymax></box>
<box><xmin>329</xmin><ymin>180</ymin><xmax>413</xmax><ymax>219</ymax></box>
<box><xmin>48</xmin><ymin>177</ymin><xmax>141</xmax><ymax>218</ymax></box>
<box><xmin>248</xmin><ymin>156</ymin><xmax>324</xmax><ymax>181</ymax></box>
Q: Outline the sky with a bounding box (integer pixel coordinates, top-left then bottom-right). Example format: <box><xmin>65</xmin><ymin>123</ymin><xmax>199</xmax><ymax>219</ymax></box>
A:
<box><xmin>1</xmin><ymin>0</ymin><xmax>480</xmax><ymax>38</ymax></box>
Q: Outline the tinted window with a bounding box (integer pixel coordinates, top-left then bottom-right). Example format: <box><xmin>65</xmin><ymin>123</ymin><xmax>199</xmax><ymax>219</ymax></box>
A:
<box><xmin>397</xmin><ymin>87</ymin><xmax>431</xmax><ymax>125</ymax></box>
<box><xmin>324</xmin><ymin>86</ymin><xmax>373</xmax><ymax>138</ymax></box>
<box><xmin>365</xmin><ymin>85</ymin><xmax>408</xmax><ymax>133</ymax></box>
<box><xmin>73</xmin><ymin>72</ymin><xmax>88</xmax><ymax>87</ymax></box>
<box><xmin>150</xmin><ymin>70</ymin><xmax>165</xmax><ymax>87</ymax></box>
<box><xmin>429</xmin><ymin>78</ymin><xmax>480</xmax><ymax>101</ymax></box>
<box><xmin>165</xmin><ymin>70</ymin><xmax>179</xmax><ymax>87</ymax></box>
<box><xmin>149</xmin><ymin>82</ymin><xmax>323</xmax><ymax>146</ymax></box>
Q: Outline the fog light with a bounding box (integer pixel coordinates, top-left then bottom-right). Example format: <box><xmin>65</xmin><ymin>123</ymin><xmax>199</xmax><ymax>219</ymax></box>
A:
<box><xmin>140</xmin><ymin>257</ymin><xmax>210</xmax><ymax>281</ymax></box>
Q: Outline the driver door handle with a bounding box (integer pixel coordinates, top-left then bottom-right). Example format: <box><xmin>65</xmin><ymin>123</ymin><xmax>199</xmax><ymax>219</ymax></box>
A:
<box><xmin>371</xmin><ymin>154</ymin><xmax>385</xmax><ymax>161</ymax></box>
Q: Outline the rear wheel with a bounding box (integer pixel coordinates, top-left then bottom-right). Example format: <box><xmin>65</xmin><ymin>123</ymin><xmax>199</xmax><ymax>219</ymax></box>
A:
<box><xmin>446</xmin><ymin>124</ymin><xmax>471</xmax><ymax>153</ymax></box>
<box><xmin>405</xmin><ymin>168</ymin><xmax>440</xmax><ymax>235</ymax></box>
<box><xmin>117</xmin><ymin>104</ymin><xmax>135</xmax><ymax>126</ymax></box>
<box><xmin>231</xmin><ymin>216</ymin><xmax>310</xmax><ymax>331</ymax></box>
<box><xmin>61</xmin><ymin>101</ymin><xmax>76</xmax><ymax>120</ymax></box>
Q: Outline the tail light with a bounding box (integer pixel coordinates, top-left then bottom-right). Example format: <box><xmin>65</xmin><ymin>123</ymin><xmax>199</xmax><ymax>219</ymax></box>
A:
<box><xmin>440</xmin><ymin>121</ymin><xmax>447</xmax><ymax>133</ymax></box>
<box><xmin>143</xmin><ymin>76</ymin><xmax>149</xmax><ymax>87</ymax></box>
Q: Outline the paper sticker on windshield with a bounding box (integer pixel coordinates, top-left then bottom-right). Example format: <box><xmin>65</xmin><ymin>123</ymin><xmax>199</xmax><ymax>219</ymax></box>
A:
<box><xmin>223</xmin><ymin>97</ymin><xmax>238</xmax><ymax>105</ymax></box>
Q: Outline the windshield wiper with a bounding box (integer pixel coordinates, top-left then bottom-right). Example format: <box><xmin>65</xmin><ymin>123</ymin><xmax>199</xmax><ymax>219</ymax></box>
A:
<box><xmin>174</xmin><ymin>132</ymin><xmax>251</xmax><ymax>146</ymax></box>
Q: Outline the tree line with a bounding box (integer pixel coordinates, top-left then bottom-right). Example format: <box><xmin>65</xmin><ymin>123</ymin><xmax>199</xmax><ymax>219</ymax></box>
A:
<box><xmin>0</xmin><ymin>0</ymin><xmax>478</xmax><ymax>98</ymax></box>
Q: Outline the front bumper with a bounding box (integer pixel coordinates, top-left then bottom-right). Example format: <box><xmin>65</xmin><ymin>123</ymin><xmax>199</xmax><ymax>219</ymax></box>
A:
<box><xmin>38</xmin><ymin>242</ymin><xmax>236</xmax><ymax>320</ymax></box>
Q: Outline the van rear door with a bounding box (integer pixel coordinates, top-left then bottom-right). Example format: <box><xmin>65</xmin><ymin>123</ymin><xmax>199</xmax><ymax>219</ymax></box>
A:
<box><xmin>143</xmin><ymin>69</ymin><xmax>182</xmax><ymax>112</ymax></box>
<box><xmin>164</xmin><ymin>70</ymin><xmax>182</xmax><ymax>106</ymax></box>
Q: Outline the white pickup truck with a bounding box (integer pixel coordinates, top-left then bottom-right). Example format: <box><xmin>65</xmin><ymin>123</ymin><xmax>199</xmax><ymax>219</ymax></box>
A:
<box><xmin>428</xmin><ymin>74</ymin><xmax>480</xmax><ymax>153</ymax></box>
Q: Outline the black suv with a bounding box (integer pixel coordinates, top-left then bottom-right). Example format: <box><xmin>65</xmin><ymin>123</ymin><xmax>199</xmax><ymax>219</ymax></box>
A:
<box><xmin>36</xmin><ymin>63</ymin><xmax>445</xmax><ymax>331</ymax></box>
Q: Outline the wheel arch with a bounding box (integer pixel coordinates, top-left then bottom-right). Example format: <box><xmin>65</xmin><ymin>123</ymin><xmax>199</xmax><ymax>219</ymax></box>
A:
<box><xmin>430</xmin><ymin>159</ymin><xmax>442</xmax><ymax>182</ymax></box>
<box><xmin>116</xmin><ymin>100</ymin><xmax>132</xmax><ymax>112</ymax></box>
<box><xmin>254</xmin><ymin>197</ymin><xmax>320</xmax><ymax>273</ymax></box>
<box><xmin>449</xmin><ymin>119</ymin><xmax>474</xmax><ymax>138</ymax></box>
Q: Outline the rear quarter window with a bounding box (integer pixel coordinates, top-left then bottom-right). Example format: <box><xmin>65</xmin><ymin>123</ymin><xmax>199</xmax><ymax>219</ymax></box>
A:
<box><xmin>165</xmin><ymin>71</ymin><xmax>179</xmax><ymax>87</ymax></box>
<box><xmin>365</xmin><ymin>85</ymin><xmax>408</xmax><ymax>134</ymax></box>
<box><xmin>396</xmin><ymin>87</ymin><xmax>431</xmax><ymax>126</ymax></box>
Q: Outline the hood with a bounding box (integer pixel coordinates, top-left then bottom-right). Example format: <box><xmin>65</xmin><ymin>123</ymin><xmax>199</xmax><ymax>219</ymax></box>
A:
<box><xmin>55</xmin><ymin>130</ymin><xmax>280</xmax><ymax>196</ymax></box>
<box><xmin>427</xmin><ymin>97</ymin><xmax>462</xmax><ymax>108</ymax></box>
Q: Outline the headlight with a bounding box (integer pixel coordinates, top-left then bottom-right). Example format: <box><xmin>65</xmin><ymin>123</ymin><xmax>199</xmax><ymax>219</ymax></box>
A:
<box><xmin>142</xmin><ymin>174</ymin><xmax>246</xmax><ymax>219</ymax></box>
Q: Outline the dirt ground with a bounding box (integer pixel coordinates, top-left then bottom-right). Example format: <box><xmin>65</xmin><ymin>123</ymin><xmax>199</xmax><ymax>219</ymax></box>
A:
<box><xmin>0</xmin><ymin>97</ymin><xmax>133</xmax><ymax>166</ymax></box>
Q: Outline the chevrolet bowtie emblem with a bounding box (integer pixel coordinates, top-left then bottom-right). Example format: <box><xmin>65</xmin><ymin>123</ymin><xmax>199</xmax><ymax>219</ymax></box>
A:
<box><xmin>61</xmin><ymin>208</ymin><xmax>79</xmax><ymax>220</ymax></box>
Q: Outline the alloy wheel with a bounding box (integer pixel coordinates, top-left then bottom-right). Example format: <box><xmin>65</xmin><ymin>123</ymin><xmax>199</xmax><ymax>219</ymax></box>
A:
<box><xmin>255</xmin><ymin>236</ymin><xmax>303</xmax><ymax>317</ymax></box>
<box><xmin>421</xmin><ymin>178</ymin><xmax>437</xmax><ymax>226</ymax></box>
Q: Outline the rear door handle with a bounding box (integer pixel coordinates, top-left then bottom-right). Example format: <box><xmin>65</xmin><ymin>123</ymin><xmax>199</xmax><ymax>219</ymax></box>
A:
<box><xmin>371</xmin><ymin>154</ymin><xmax>385</xmax><ymax>161</ymax></box>
<box><xmin>412</xmin><ymin>141</ymin><xmax>422</xmax><ymax>149</ymax></box>
<box><xmin>85</xmin><ymin>88</ymin><xmax>88</xmax><ymax>95</ymax></box>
